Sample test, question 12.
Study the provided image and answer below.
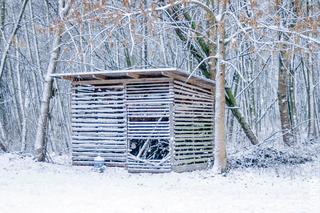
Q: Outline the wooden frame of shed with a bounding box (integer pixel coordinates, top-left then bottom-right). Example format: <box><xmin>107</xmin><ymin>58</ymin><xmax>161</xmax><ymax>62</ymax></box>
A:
<box><xmin>52</xmin><ymin>68</ymin><xmax>215</xmax><ymax>173</ymax></box>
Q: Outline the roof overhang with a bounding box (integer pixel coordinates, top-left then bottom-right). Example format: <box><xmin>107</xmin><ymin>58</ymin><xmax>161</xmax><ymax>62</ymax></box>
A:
<box><xmin>51</xmin><ymin>68</ymin><xmax>215</xmax><ymax>87</ymax></box>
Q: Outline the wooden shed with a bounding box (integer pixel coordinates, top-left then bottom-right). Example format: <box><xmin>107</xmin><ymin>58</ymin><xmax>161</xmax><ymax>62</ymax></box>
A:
<box><xmin>52</xmin><ymin>68</ymin><xmax>215</xmax><ymax>173</ymax></box>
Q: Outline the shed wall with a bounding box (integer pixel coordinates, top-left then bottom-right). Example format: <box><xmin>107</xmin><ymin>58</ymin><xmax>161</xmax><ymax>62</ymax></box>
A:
<box><xmin>173</xmin><ymin>80</ymin><xmax>214</xmax><ymax>172</ymax></box>
<box><xmin>71</xmin><ymin>83</ymin><xmax>127</xmax><ymax>166</ymax></box>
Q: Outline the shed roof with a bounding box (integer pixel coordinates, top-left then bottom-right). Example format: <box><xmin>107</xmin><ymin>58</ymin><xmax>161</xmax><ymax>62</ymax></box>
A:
<box><xmin>51</xmin><ymin>68</ymin><xmax>215</xmax><ymax>88</ymax></box>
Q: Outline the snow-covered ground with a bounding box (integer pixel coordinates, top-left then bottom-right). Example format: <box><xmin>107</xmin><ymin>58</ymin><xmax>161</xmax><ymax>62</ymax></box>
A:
<box><xmin>0</xmin><ymin>153</ymin><xmax>319</xmax><ymax>213</ymax></box>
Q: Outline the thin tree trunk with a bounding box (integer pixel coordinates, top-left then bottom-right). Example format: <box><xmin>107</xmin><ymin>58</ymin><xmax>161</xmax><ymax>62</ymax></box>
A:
<box><xmin>0</xmin><ymin>0</ymin><xmax>5</xmax><ymax>40</ymax></box>
<box><xmin>0</xmin><ymin>119</ymin><xmax>7</xmax><ymax>151</ymax></box>
<box><xmin>226</xmin><ymin>87</ymin><xmax>259</xmax><ymax>145</ymax></box>
<box><xmin>16</xmin><ymin>47</ymin><xmax>27</xmax><ymax>152</ymax></box>
<box><xmin>34</xmin><ymin>29</ymin><xmax>63</xmax><ymax>161</ymax></box>
<box><xmin>34</xmin><ymin>0</ymin><xmax>71</xmax><ymax>161</ymax></box>
<box><xmin>29</xmin><ymin>1</ymin><xmax>43</xmax><ymax>79</ymax></box>
<box><xmin>0</xmin><ymin>0</ymin><xmax>5</xmax><ymax>151</ymax></box>
<box><xmin>0</xmin><ymin>0</ymin><xmax>29</xmax><ymax>79</ymax></box>
<box><xmin>8</xmin><ymin>60</ymin><xmax>22</xmax><ymax>134</ymax></box>
<box><xmin>307</xmin><ymin>53</ymin><xmax>316</xmax><ymax>138</ymax></box>
<box><xmin>213</xmin><ymin>0</ymin><xmax>227</xmax><ymax>173</ymax></box>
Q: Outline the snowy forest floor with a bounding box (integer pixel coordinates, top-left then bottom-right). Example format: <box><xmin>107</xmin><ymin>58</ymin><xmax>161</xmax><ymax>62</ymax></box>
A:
<box><xmin>0</xmin><ymin>144</ymin><xmax>319</xmax><ymax>213</ymax></box>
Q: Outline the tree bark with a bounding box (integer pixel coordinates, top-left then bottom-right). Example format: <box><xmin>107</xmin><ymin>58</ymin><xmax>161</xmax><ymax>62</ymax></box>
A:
<box><xmin>0</xmin><ymin>120</ymin><xmax>6</xmax><ymax>152</ymax></box>
<box><xmin>16</xmin><ymin>47</ymin><xmax>27</xmax><ymax>152</ymax></box>
<box><xmin>213</xmin><ymin>0</ymin><xmax>227</xmax><ymax>173</ymax></box>
<box><xmin>226</xmin><ymin>87</ymin><xmax>259</xmax><ymax>145</ymax></box>
<box><xmin>34</xmin><ymin>0</ymin><xmax>71</xmax><ymax>161</ymax></box>
<box><xmin>0</xmin><ymin>0</ymin><xmax>5</xmax><ymax>152</ymax></box>
<box><xmin>0</xmin><ymin>0</ymin><xmax>5</xmax><ymax>40</ymax></box>
<box><xmin>278</xmin><ymin>49</ymin><xmax>294</xmax><ymax>145</ymax></box>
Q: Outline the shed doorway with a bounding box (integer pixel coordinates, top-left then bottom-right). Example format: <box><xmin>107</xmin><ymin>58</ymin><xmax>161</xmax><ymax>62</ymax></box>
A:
<box><xmin>126</xmin><ymin>81</ymin><xmax>172</xmax><ymax>173</ymax></box>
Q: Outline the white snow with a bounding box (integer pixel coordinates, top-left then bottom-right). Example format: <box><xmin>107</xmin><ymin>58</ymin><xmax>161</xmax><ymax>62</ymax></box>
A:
<box><xmin>0</xmin><ymin>153</ymin><xmax>319</xmax><ymax>213</ymax></box>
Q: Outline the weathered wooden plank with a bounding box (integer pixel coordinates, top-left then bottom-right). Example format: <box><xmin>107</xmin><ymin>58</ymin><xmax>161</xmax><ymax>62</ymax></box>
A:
<box><xmin>73</xmin><ymin>77</ymin><xmax>171</xmax><ymax>85</ymax></box>
<box><xmin>73</xmin><ymin>84</ymin><xmax>124</xmax><ymax>89</ymax></box>
<box><xmin>127</xmin><ymin>113</ymin><xmax>170</xmax><ymax>118</ymax></box>
<box><xmin>174</xmin><ymin>113</ymin><xmax>214</xmax><ymax>118</ymax></box>
<box><xmin>127</xmin><ymin>99</ymin><xmax>172</xmax><ymax>103</ymax></box>
<box><xmin>128</xmin><ymin>103</ymin><xmax>170</xmax><ymax>107</ymax></box>
<box><xmin>127</xmin><ymin>133</ymin><xmax>170</xmax><ymax>137</ymax></box>
<box><xmin>72</xmin><ymin>135</ymin><xmax>126</xmax><ymax>140</ymax></box>
<box><xmin>174</xmin><ymin>94</ymin><xmax>213</xmax><ymax>103</ymax></box>
<box><xmin>174</xmin><ymin>157</ymin><xmax>211</xmax><ymax>164</ymax></box>
<box><xmin>71</xmin><ymin>100</ymin><xmax>125</xmax><ymax>105</ymax></box>
<box><xmin>72</xmin><ymin>141</ymin><xmax>126</xmax><ymax>145</ymax></box>
<box><xmin>73</xmin><ymin>145</ymin><xmax>127</xmax><ymax>151</ymax></box>
<box><xmin>72</xmin><ymin>96</ymin><xmax>124</xmax><ymax>101</ymax></box>
<box><xmin>71</xmin><ymin>119</ymin><xmax>126</xmax><ymax>124</ymax></box>
<box><xmin>72</xmin><ymin>156</ymin><xmax>127</xmax><ymax>162</ymax></box>
<box><xmin>72</xmin><ymin>127</ymin><xmax>125</xmax><ymax>132</ymax></box>
<box><xmin>128</xmin><ymin>133</ymin><xmax>169</xmax><ymax>136</ymax></box>
<box><xmin>175</xmin><ymin>103</ymin><xmax>214</xmax><ymax>109</ymax></box>
<box><xmin>72</xmin><ymin>122</ymin><xmax>126</xmax><ymax>127</ymax></box>
<box><xmin>174</xmin><ymin>80</ymin><xmax>213</xmax><ymax>94</ymax></box>
<box><xmin>126</xmin><ymin>83</ymin><xmax>170</xmax><ymax>88</ymax></box>
<box><xmin>72</xmin><ymin>108</ymin><xmax>125</xmax><ymax>113</ymax></box>
<box><xmin>71</xmin><ymin>104</ymin><xmax>125</xmax><ymax>109</ymax></box>
<box><xmin>174</xmin><ymin>84</ymin><xmax>213</xmax><ymax>98</ymax></box>
<box><xmin>174</xmin><ymin>130</ymin><xmax>214</xmax><ymax>135</ymax></box>
<box><xmin>72</xmin><ymin>161</ymin><xmax>126</xmax><ymax>167</ymax></box>
<box><xmin>72</xmin><ymin>113</ymin><xmax>125</xmax><ymax>117</ymax></box>
<box><xmin>174</xmin><ymin>139</ymin><xmax>213</xmax><ymax>144</ymax></box>
<box><xmin>174</xmin><ymin>117</ymin><xmax>213</xmax><ymax>122</ymax></box>
<box><xmin>174</xmin><ymin>127</ymin><xmax>213</xmax><ymax>131</ymax></box>
<box><xmin>72</xmin><ymin>152</ymin><xmax>127</xmax><ymax>158</ymax></box>
<box><xmin>174</xmin><ymin>148</ymin><xmax>212</xmax><ymax>154</ymax></box>
<box><xmin>73</xmin><ymin>90</ymin><xmax>124</xmax><ymax>96</ymax></box>
<box><xmin>128</xmin><ymin>121</ymin><xmax>169</xmax><ymax>124</ymax></box>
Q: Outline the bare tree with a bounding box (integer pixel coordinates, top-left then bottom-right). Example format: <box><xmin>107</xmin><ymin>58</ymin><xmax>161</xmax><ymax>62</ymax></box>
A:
<box><xmin>34</xmin><ymin>0</ymin><xmax>72</xmax><ymax>161</ymax></box>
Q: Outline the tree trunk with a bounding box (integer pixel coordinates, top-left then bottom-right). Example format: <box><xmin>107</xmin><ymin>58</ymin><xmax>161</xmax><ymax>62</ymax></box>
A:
<box><xmin>34</xmin><ymin>0</ymin><xmax>71</xmax><ymax>161</ymax></box>
<box><xmin>307</xmin><ymin>54</ymin><xmax>316</xmax><ymax>138</ymax></box>
<box><xmin>0</xmin><ymin>119</ymin><xmax>6</xmax><ymax>152</ymax></box>
<box><xmin>213</xmin><ymin>0</ymin><xmax>227</xmax><ymax>173</ymax></box>
<box><xmin>0</xmin><ymin>0</ymin><xmax>5</xmax><ymax>40</ymax></box>
<box><xmin>16</xmin><ymin>47</ymin><xmax>27</xmax><ymax>152</ymax></box>
<box><xmin>226</xmin><ymin>87</ymin><xmax>259</xmax><ymax>145</ymax></box>
<box><xmin>0</xmin><ymin>0</ymin><xmax>5</xmax><ymax>152</ymax></box>
<box><xmin>34</xmin><ymin>30</ymin><xmax>62</xmax><ymax>161</ymax></box>
<box><xmin>278</xmin><ymin>49</ymin><xmax>294</xmax><ymax>146</ymax></box>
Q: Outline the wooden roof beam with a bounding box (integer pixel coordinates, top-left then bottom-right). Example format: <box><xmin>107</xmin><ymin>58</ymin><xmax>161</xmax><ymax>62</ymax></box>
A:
<box><xmin>126</xmin><ymin>73</ymin><xmax>140</xmax><ymax>79</ymax></box>
<box><xmin>92</xmin><ymin>74</ymin><xmax>107</xmax><ymax>80</ymax></box>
